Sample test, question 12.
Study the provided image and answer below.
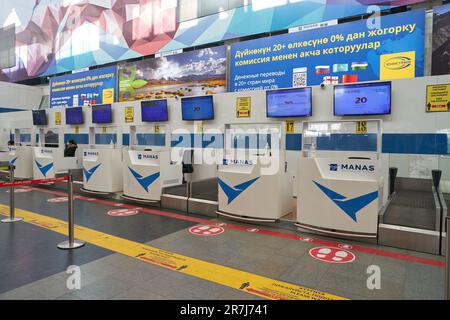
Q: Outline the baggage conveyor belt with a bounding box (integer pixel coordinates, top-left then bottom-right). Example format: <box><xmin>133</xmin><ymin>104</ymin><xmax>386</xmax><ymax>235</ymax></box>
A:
<box><xmin>163</xmin><ymin>178</ymin><xmax>218</xmax><ymax>202</ymax></box>
<box><xmin>383</xmin><ymin>188</ymin><xmax>437</xmax><ymax>230</ymax></box>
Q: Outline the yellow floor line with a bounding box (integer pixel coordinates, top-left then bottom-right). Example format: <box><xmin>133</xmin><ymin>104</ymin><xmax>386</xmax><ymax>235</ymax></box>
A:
<box><xmin>0</xmin><ymin>204</ymin><xmax>346</xmax><ymax>300</ymax></box>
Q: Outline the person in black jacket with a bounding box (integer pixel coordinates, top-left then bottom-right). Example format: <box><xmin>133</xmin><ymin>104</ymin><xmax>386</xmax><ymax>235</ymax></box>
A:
<box><xmin>64</xmin><ymin>139</ymin><xmax>78</xmax><ymax>157</ymax></box>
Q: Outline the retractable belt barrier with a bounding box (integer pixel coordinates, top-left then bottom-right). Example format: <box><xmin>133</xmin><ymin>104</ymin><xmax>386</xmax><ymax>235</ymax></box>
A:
<box><xmin>0</xmin><ymin>165</ymin><xmax>85</xmax><ymax>250</ymax></box>
<box><xmin>0</xmin><ymin>176</ymin><xmax>68</xmax><ymax>188</ymax></box>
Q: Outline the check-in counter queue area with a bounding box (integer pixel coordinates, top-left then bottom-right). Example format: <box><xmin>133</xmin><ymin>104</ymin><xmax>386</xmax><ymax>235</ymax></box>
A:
<box><xmin>3</xmin><ymin>74</ymin><xmax>450</xmax><ymax>241</ymax></box>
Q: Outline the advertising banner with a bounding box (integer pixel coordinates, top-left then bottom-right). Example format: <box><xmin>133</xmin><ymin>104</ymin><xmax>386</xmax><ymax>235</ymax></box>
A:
<box><xmin>50</xmin><ymin>66</ymin><xmax>117</xmax><ymax>108</ymax></box>
<box><xmin>118</xmin><ymin>46</ymin><xmax>227</xmax><ymax>101</ymax></box>
<box><xmin>230</xmin><ymin>10</ymin><xmax>425</xmax><ymax>91</ymax></box>
<box><xmin>431</xmin><ymin>4</ymin><xmax>450</xmax><ymax>76</ymax></box>
<box><xmin>0</xmin><ymin>1</ymin><xmax>427</xmax><ymax>83</ymax></box>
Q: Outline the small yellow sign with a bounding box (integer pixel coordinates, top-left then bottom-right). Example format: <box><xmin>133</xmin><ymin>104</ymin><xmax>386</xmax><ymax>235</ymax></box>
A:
<box><xmin>236</xmin><ymin>97</ymin><xmax>251</xmax><ymax>118</ymax></box>
<box><xmin>75</xmin><ymin>126</ymin><xmax>79</xmax><ymax>134</ymax></box>
<box><xmin>102</xmin><ymin>126</ymin><xmax>107</xmax><ymax>133</ymax></box>
<box><xmin>286</xmin><ymin>121</ymin><xmax>295</xmax><ymax>134</ymax></box>
<box><xmin>125</xmin><ymin>106</ymin><xmax>134</xmax><ymax>123</ymax></box>
<box><xmin>102</xmin><ymin>88</ymin><xmax>115</xmax><ymax>104</ymax></box>
<box><xmin>356</xmin><ymin>121</ymin><xmax>367</xmax><ymax>134</ymax></box>
<box><xmin>426</xmin><ymin>84</ymin><xmax>450</xmax><ymax>113</ymax></box>
<box><xmin>55</xmin><ymin>111</ymin><xmax>61</xmax><ymax>125</ymax></box>
<box><xmin>154</xmin><ymin>124</ymin><xmax>160</xmax><ymax>133</ymax></box>
<box><xmin>380</xmin><ymin>51</ymin><xmax>415</xmax><ymax>80</ymax></box>
<box><xmin>195</xmin><ymin>121</ymin><xmax>203</xmax><ymax>134</ymax></box>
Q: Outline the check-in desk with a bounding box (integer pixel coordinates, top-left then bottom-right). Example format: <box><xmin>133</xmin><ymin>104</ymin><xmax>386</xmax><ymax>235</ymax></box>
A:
<box><xmin>32</xmin><ymin>147</ymin><xmax>78</xmax><ymax>179</ymax></box>
<box><xmin>8</xmin><ymin>146</ymin><xmax>33</xmax><ymax>179</ymax></box>
<box><xmin>296</xmin><ymin>157</ymin><xmax>383</xmax><ymax>237</ymax></box>
<box><xmin>82</xmin><ymin>147</ymin><xmax>123</xmax><ymax>194</ymax></box>
<box><xmin>122</xmin><ymin>148</ymin><xmax>183</xmax><ymax>202</ymax></box>
<box><xmin>217</xmin><ymin>155</ymin><xmax>293</xmax><ymax>222</ymax></box>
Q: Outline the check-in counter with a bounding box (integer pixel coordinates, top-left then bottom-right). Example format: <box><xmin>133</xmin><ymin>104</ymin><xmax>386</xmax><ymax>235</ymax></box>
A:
<box><xmin>217</xmin><ymin>155</ymin><xmax>293</xmax><ymax>222</ymax></box>
<box><xmin>8</xmin><ymin>146</ymin><xmax>33</xmax><ymax>179</ymax></box>
<box><xmin>122</xmin><ymin>148</ymin><xmax>182</xmax><ymax>202</ymax></box>
<box><xmin>32</xmin><ymin>147</ymin><xmax>78</xmax><ymax>179</ymax></box>
<box><xmin>216</xmin><ymin>122</ymin><xmax>293</xmax><ymax>222</ymax></box>
<box><xmin>296</xmin><ymin>157</ymin><xmax>383</xmax><ymax>237</ymax></box>
<box><xmin>82</xmin><ymin>147</ymin><xmax>123</xmax><ymax>193</ymax></box>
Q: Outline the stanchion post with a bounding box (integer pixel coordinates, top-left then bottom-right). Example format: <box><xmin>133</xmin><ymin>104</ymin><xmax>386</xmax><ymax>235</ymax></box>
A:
<box><xmin>446</xmin><ymin>216</ymin><xmax>450</xmax><ymax>300</ymax></box>
<box><xmin>1</xmin><ymin>165</ymin><xmax>23</xmax><ymax>223</ymax></box>
<box><xmin>57</xmin><ymin>170</ymin><xmax>85</xmax><ymax>250</ymax></box>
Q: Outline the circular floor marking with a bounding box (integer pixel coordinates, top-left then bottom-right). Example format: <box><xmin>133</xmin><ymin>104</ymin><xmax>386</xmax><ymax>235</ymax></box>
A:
<box><xmin>309</xmin><ymin>246</ymin><xmax>356</xmax><ymax>264</ymax></box>
<box><xmin>189</xmin><ymin>225</ymin><xmax>225</xmax><ymax>236</ymax></box>
<box><xmin>107</xmin><ymin>208</ymin><xmax>139</xmax><ymax>217</ymax></box>
<box><xmin>6</xmin><ymin>187</ymin><xmax>32</xmax><ymax>193</ymax></box>
<box><xmin>47</xmin><ymin>197</ymin><xmax>69</xmax><ymax>203</ymax></box>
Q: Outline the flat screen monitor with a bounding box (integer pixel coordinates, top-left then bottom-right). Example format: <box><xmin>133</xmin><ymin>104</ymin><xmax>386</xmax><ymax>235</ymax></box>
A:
<box><xmin>181</xmin><ymin>95</ymin><xmax>214</xmax><ymax>121</ymax></box>
<box><xmin>32</xmin><ymin>110</ymin><xmax>47</xmax><ymax>125</ymax></box>
<box><xmin>141</xmin><ymin>99</ymin><xmax>168</xmax><ymax>122</ymax></box>
<box><xmin>266</xmin><ymin>87</ymin><xmax>312</xmax><ymax>117</ymax></box>
<box><xmin>65</xmin><ymin>107</ymin><xmax>84</xmax><ymax>125</ymax></box>
<box><xmin>92</xmin><ymin>104</ymin><xmax>112</xmax><ymax>123</ymax></box>
<box><xmin>334</xmin><ymin>81</ymin><xmax>391</xmax><ymax>116</ymax></box>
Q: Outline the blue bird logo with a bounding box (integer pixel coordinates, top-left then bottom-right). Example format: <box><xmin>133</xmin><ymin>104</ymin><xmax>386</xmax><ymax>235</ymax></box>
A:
<box><xmin>83</xmin><ymin>163</ymin><xmax>102</xmax><ymax>182</ymax></box>
<box><xmin>313</xmin><ymin>181</ymin><xmax>378</xmax><ymax>222</ymax></box>
<box><xmin>35</xmin><ymin>160</ymin><xmax>54</xmax><ymax>177</ymax></box>
<box><xmin>128</xmin><ymin>167</ymin><xmax>160</xmax><ymax>192</ymax></box>
<box><xmin>218</xmin><ymin>177</ymin><xmax>260</xmax><ymax>204</ymax></box>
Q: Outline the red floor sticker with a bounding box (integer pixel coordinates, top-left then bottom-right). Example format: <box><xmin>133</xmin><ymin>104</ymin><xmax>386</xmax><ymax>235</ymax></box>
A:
<box><xmin>189</xmin><ymin>225</ymin><xmax>225</xmax><ymax>236</ymax></box>
<box><xmin>338</xmin><ymin>243</ymin><xmax>353</xmax><ymax>250</ymax></box>
<box><xmin>107</xmin><ymin>208</ymin><xmax>139</xmax><ymax>217</ymax></box>
<box><xmin>309</xmin><ymin>247</ymin><xmax>356</xmax><ymax>264</ymax></box>
<box><xmin>215</xmin><ymin>222</ymin><xmax>227</xmax><ymax>227</ymax></box>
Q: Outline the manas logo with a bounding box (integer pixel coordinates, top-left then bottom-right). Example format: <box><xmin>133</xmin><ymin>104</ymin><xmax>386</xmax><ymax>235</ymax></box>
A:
<box><xmin>383</xmin><ymin>56</ymin><xmax>411</xmax><ymax>70</ymax></box>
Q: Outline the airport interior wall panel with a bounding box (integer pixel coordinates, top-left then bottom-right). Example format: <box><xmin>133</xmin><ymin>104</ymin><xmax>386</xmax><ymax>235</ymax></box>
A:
<box><xmin>1</xmin><ymin>75</ymin><xmax>450</xmax><ymax>188</ymax></box>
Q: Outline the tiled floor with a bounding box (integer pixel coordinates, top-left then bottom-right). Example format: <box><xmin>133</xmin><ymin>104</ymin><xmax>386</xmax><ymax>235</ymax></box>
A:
<box><xmin>0</xmin><ymin>187</ymin><xmax>446</xmax><ymax>300</ymax></box>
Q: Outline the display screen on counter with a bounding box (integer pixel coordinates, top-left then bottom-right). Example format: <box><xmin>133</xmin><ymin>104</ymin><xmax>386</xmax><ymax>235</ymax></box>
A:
<box><xmin>32</xmin><ymin>110</ymin><xmax>47</xmax><ymax>125</ymax></box>
<box><xmin>334</xmin><ymin>81</ymin><xmax>391</xmax><ymax>116</ymax></box>
<box><xmin>266</xmin><ymin>87</ymin><xmax>312</xmax><ymax>117</ymax></box>
<box><xmin>141</xmin><ymin>99</ymin><xmax>168</xmax><ymax>122</ymax></box>
<box><xmin>65</xmin><ymin>107</ymin><xmax>84</xmax><ymax>125</ymax></box>
<box><xmin>92</xmin><ymin>104</ymin><xmax>112</xmax><ymax>123</ymax></box>
<box><xmin>181</xmin><ymin>96</ymin><xmax>214</xmax><ymax>121</ymax></box>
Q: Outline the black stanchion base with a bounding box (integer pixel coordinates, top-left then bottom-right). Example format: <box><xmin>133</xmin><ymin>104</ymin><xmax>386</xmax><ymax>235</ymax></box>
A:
<box><xmin>57</xmin><ymin>240</ymin><xmax>85</xmax><ymax>250</ymax></box>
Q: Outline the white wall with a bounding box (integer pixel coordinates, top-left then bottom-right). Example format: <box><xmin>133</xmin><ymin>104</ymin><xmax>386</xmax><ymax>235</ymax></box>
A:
<box><xmin>1</xmin><ymin>75</ymin><xmax>450</xmax><ymax>188</ymax></box>
<box><xmin>0</xmin><ymin>81</ymin><xmax>43</xmax><ymax>110</ymax></box>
